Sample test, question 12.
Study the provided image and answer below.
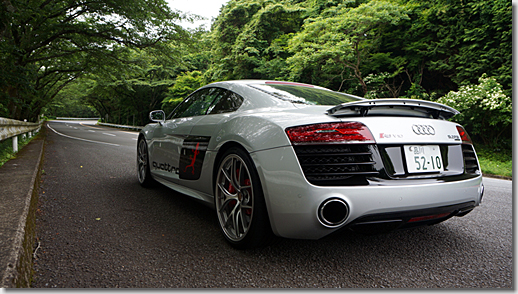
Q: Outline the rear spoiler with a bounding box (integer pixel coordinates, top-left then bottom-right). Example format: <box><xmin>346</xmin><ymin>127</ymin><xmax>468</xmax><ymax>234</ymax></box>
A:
<box><xmin>327</xmin><ymin>98</ymin><xmax>459</xmax><ymax>120</ymax></box>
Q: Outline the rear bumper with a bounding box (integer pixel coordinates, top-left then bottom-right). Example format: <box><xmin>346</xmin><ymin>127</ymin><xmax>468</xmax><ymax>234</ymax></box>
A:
<box><xmin>346</xmin><ymin>201</ymin><xmax>476</xmax><ymax>234</ymax></box>
<box><xmin>252</xmin><ymin>146</ymin><xmax>484</xmax><ymax>239</ymax></box>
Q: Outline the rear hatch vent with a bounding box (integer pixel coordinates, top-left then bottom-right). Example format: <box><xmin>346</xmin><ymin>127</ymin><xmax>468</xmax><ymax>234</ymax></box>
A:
<box><xmin>462</xmin><ymin>144</ymin><xmax>480</xmax><ymax>174</ymax></box>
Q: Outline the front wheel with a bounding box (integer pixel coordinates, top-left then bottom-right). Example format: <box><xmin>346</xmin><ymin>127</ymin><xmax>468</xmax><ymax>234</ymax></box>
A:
<box><xmin>137</xmin><ymin>137</ymin><xmax>156</xmax><ymax>187</ymax></box>
<box><xmin>214</xmin><ymin>147</ymin><xmax>274</xmax><ymax>249</ymax></box>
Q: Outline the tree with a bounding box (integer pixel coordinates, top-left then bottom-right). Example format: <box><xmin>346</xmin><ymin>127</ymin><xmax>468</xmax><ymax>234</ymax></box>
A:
<box><xmin>44</xmin><ymin>79</ymin><xmax>98</xmax><ymax>118</ymax></box>
<box><xmin>207</xmin><ymin>0</ymin><xmax>306</xmax><ymax>82</ymax></box>
<box><xmin>391</xmin><ymin>0</ymin><xmax>512</xmax><ymax>98</ymax></box>
<box><xmin>0</xmin><ymin>0</ymin><xmax>188</xmax><ymax>122</ymax></box>
<box><xmin>84</xmin><ymin>47</ymin><xmax>177</xmax><ymax>126</ymax></box>
<box><xmin>286</xmin><ymin>0</ymin><xmax>410</xmax><ymax>95</ymax></box>
<box><xmin>162</xmin><ymin>70</ymin><xmax>204</xmax><ymax>113</ymax></box>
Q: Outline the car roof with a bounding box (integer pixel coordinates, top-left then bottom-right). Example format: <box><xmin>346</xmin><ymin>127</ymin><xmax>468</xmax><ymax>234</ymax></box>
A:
<box><xmin>207</xmin><ymin>80</ymin><xmax>329</xmax><ymax>89</ymax></box>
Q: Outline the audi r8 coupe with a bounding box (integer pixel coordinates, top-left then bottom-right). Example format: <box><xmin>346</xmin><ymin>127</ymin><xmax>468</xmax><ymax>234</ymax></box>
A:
<box><xmin>137</xmin><ymin>80</ymin><xmax>484</xmax><ymax>249</ymax></box>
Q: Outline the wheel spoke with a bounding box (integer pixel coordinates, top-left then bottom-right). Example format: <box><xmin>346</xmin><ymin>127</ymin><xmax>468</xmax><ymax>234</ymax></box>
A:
<box><xmin>221</xmin><ymin>165</ymin><xmax>232</xmax><ymax>184</ymax></box>
<box><xmin>235</xmin><ymin>209</ymin><xmax>244</xmax><ymax>237</ymax></box>
<box><xmin>241</xmin><ymin>204</ymin><xmax>252</xmax><ymax>210</ymax></box>
<box><xmin>217</xmin><ymin>182</ymin><xmax>235</xmax><ymax>199</ymax></box>
<box><xmin>217</xmin><ymin>188</ymin><xmax>237</xmax><ymax>214</ymax></box>
<box><xmin>231</xmin><ymin>158</ymin><xmax>241</xmax><ymax>191</ymax></box>
<box><xmin>226</xmin><ymin>202</ymin><xmax>240</xmax><ymax>230</ymax></box>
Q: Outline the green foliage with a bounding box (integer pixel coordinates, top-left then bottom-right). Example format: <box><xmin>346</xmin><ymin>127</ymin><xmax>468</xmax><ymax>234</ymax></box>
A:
<box><xmin>84</xmin><ymin>47</ymin><xmax>178</xmax><ymax>126</ymax></box>
<box><xmin>45</xmin><ymin>80</ymin><xmax>99</xmax><ymax>118</ymax></box>
<box><xmin>437</xmin><ymin>75</ymin><xmax>512</xmax><ymax>148</ymax></box>
<box><xmin>392</xmin><ymin>0</ymin><xmax>512</xmax><ymax>97</ymax></box>
<box><xmin>403</xmin><ymin>83</ymin><xmax>437</xmax><ymax>101</ymax></box>
<box><xmin>0</xmin><ymin>138</ymin><xmax>16</xmax><ymax>168</ymax></box>
<box><xmin>0</xmin><ymin>0</ymin><xmax>188</xmax><ymax>122</ymax></box>
<box><xmin>208</xmin><ymin>0</ymin><xmax>306</xmax><ymax>81</ymax></box>
<box><xmin>2</xmin><ymin>0</ymin><xmax>512</xmax><ymax>154</ymax></box>
<box><xmin>0</xmin><ymin>133</ymin><xmax>34</xmax><ymax>168</ymax></box>
<box><xmin>288</xmin><ymin>0</ymin><xmax>410</xmax><ymax>94</ymax></box>
<box><xmin>475</xmin><ymin>145</ymin><xmax>513</xmax><ymax>178</ymax></box>
<box><xmin>162</xmin><ymin>71</ymin><xmax>204</xmax><ymax>113</ymax></box>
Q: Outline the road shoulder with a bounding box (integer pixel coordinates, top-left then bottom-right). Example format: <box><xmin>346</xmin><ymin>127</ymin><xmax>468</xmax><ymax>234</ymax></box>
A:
<box><xmin>0</xmin><ymin>128</ymin><xmax>45</xmax><ymax>288</ymax></box>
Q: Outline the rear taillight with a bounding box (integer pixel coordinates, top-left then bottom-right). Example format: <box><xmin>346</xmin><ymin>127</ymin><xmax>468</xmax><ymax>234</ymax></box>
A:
<box><xmin>285</xmin><ymin>122</ymin><xmax>375</xmax><ymax>145</ymax></box>
<box><xmin>456</xmin><ymin>126</ymin><xmax>473</xmax><ymax>144</ymax></box>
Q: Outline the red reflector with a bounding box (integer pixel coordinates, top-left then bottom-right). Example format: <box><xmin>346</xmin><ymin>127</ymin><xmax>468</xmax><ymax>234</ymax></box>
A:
<box><xmin>408</xmin><ymin>213</ymin><xmax>451</xmax><ymax>223</ymax></box>
<box><xmin>285</xmin><ymin>122</ymin><xmax>375</xmax><ymax>144</ymax></box>
<box><xmin>456</xmin><ymin>126</ymin><xmax>473</xmax><ymax>144</ymax></box>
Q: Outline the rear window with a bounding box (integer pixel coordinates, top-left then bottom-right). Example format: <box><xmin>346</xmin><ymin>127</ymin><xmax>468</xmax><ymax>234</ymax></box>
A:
<box><xmin>249</xmin><ymin>83</ymin><xmax>363</xmax><ymax>106</ymax></box>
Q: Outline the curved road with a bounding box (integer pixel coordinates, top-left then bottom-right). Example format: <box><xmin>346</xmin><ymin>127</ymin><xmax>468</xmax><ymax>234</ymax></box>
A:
<box><xmin>32</xmin><ymin>120</ymin><xmax>512</xmax><ymax>288</ymax></box>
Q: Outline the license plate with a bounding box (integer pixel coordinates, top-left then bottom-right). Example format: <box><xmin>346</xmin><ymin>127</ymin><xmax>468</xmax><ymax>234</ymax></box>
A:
<box><xmin>404</xmin><ymin>145</ymin><xmax>443</xmax><ymax>173</ymax></box>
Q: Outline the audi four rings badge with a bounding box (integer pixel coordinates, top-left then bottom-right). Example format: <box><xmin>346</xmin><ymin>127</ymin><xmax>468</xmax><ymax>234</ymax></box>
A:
<box><xmin>412</xmin><ymin>124</ymin><xmax>435</xmax><ymax>135</ymax></box>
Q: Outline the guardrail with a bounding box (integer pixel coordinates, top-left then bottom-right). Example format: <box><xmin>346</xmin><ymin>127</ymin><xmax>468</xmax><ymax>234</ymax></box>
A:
<box><xmin>0</xmin><ymin>118</ymin><xmax>43</xmax><ymax>152</ymax></box>
<box><xmin>55</xmin><ymin>117</ymin><xmax>100</xmax><ymax>120</ymax></box>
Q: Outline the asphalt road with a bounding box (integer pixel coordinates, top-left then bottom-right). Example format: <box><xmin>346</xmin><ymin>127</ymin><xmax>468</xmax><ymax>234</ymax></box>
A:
<box><xmin>32</xmin><ymin>120</ymin><xmax>512</xmax><ymax>288</ymax></box>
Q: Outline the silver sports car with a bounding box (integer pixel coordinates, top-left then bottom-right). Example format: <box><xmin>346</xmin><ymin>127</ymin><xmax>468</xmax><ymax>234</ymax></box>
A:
<box><xmin>137</xmin><ymin>80</ymin><xmax>484</xmax><ymax>249</ymax></box>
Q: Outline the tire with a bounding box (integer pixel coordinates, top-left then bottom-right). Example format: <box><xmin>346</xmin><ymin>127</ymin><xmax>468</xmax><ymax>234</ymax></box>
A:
<box><xmin>137</xmin><ymin>137</ymin><xmax>156</xmax><ymax>187</ymax></box>
<box><xmin>214</xmin><ymin>147</ymin><xmax>275</xmax><ymax>249</ymax></box>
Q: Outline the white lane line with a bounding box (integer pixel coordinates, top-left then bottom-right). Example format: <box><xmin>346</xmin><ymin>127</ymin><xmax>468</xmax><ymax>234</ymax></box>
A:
<box><xmin>47</xmin><ymin>124</ymin><xmax>120</xmax><ymax>147</ymax></box>
<box><xmin>80</xmin><ymin>123</ymin><xmax>104</xmax><ymax>130</ymax></box>
<box><xmin>88</xmin><ymin>130</ymin><xmax>96</xmax><ymax>133</ymax></box>
<box><xmin>102</xmin><ymin>133</ymin><xmax>116</xmax><ymax>137</ymax></box>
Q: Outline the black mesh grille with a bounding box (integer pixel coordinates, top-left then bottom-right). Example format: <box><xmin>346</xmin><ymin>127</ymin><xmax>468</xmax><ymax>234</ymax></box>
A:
<box><xmin>462</xmin><ymin>144</ymin><xmax>479</xmax><ymax>174</ymax></box>
<box><xmin>293</xmin><ymin>144</ymin><xmax>378</xmax><ymax>184</ymax></box>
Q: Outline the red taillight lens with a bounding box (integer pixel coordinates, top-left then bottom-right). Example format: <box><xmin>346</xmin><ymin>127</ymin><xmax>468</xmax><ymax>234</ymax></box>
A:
<box><xmin>285</xmin><ymin>122</ymin><xmax>375</xmax><ymax>144</ymax></box>
<box><xmin>456</xmin><ymin>126</ymin><xmax>473</xmax><ymax>144</ymax></box>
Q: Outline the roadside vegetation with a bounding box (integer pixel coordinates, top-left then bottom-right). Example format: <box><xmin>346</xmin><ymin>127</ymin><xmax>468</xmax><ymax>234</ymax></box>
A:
<box><xmin>476</xmin><ymin>145</ymin><xmax>513</xmax><ymax>179</ymax></box>
<box><xmin>0</xmin><ymin>135</ymin><xmax>36</xmax><ymax>168</ymax></box>
<box><xmin>0</xmin><ymin>0</ymin><xmax>512</xmax><ymax>177</ymax></box>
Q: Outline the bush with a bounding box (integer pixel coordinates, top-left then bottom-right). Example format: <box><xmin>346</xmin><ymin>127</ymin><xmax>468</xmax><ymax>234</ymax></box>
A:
<box><xmin>437</xmin><ymin>75</ymin><xmax>512</xmax><ymax>148</ymax></box>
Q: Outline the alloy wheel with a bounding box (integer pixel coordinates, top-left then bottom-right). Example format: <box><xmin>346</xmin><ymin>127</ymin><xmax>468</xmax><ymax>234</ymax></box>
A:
<box><xmin>137</xmin><ymin>139</ymin><xmax>149</xmax><ymax>184</ymax></box>
<box><xmin>215</xmin><ymin>154</ymin><xmax>254</xmax><ymax>242</ymax></box>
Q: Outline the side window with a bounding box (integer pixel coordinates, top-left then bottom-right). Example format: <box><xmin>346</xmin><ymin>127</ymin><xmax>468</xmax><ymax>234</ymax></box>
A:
<box><xmin>169</xmin><ymin>88</ymin><xmax>220</xmax><ymax>119</ymax></box>
<box><xmin>207</xmin><ymin>89</ymin><xmax>244</xmax><ymax>115</ymax></box>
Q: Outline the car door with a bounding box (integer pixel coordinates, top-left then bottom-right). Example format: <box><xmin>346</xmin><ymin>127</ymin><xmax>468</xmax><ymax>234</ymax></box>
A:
<box><xmin>177</xmin><ymin>88</ymin><xmax>244</xmax><ymax>193</ymax></box>
<box><xmin>150</xmin><ymin>87</ymin><xmax>222</xmax><ymax>182</ymax></box>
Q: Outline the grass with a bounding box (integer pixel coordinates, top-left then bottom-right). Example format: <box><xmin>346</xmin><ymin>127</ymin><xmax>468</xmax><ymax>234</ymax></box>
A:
<box><xmin>0</xmin><ymin>135</ymin><xmax>35</xmax><ymax>168</ymax></box>
<box><xmin>475</xmin><ymin>144</ymin><xmax>513</xmax><ymax>179</ymax></box>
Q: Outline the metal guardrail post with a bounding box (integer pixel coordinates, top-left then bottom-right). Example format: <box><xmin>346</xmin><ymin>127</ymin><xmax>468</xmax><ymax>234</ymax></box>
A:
<box><xmin>12</xmin><ymin>136</ymin><xmax>18</xmax><ymax>152</ymax></box>
<box><xmin>0</xmin><ymin>117</ymin><xmax>43</xmax><ymax>152</ymax></box>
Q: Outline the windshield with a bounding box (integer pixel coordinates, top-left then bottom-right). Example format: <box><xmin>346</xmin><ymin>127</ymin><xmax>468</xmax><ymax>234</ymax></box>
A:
<box><xmin>249</xmin><ymin>83</ymin><xmax>363</xmax><ymax>106</ymax></box>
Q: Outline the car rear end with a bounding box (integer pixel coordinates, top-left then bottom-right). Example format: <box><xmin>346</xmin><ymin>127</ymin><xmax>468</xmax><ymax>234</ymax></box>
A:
<box><xmin>245</xmin><ymin>82</ymin><xmax>484</xmax><ymax>239</ymax></box>
<box><xmin>286</xmin><ymin>116</ymin><xmax>482</xmax><ymax>234</ymax></box>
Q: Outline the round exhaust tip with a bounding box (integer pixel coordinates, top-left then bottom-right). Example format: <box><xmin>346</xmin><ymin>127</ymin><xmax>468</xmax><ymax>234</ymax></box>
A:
<box><xmin>318</xmin><ymin>198</ymin><xmax>349</xmax><ymax>227</ymax></box>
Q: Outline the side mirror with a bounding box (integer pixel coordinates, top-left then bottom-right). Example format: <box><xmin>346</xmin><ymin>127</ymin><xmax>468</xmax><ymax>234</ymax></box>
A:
<box><xmin>149</xmin><ymin>110</ymin><xmax>165</xmax><ymax>125</ymax></box>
